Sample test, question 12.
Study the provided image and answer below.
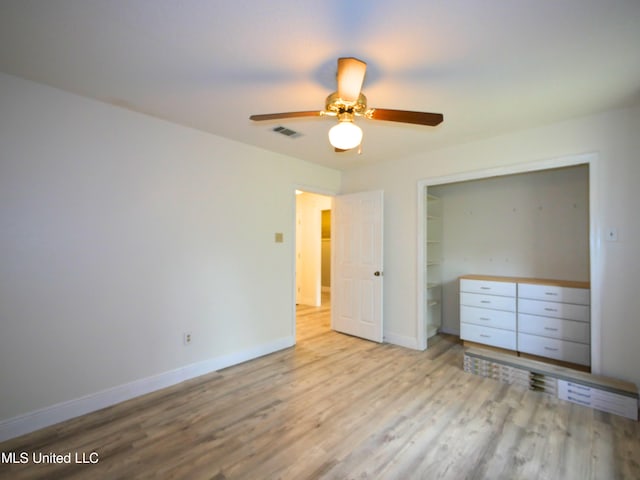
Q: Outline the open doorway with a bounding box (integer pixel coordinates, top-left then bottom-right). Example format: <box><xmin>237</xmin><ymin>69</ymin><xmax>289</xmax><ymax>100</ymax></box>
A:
<box><xmin>295</xmin><ymin>190</ymin><xmax>332</xmax><ymax>340</ymax></box>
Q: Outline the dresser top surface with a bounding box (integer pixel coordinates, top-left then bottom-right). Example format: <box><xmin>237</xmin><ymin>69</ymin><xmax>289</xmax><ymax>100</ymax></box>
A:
<box><xmin>460</xmin><ymin>274</ymin><xmax>589</xmax><ymax>289</ymax></box>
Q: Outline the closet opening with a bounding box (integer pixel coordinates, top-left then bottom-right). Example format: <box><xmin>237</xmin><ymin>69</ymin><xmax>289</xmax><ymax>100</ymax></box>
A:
<box><xmin>417</xmin><ymin>153</ymin><xmax>600</xmax><ymax>372</ymax></box>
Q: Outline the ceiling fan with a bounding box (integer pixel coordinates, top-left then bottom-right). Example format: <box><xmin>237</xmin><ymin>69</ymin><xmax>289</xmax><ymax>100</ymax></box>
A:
<box><xmin>249</xmin><ymin>57</ymin><xmax>443</xmax><ymax>152</ymax></box>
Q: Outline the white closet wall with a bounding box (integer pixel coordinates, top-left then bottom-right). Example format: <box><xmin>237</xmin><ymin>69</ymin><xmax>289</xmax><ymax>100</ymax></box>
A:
<box><xmin>429</xmin><ymin>165</ymin><xmax>589</xmax><ymax>335</ymax></box>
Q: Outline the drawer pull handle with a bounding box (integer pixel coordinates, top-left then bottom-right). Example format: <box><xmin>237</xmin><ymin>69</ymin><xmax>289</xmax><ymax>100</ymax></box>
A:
<box><xmin>544</xmin><ymin>308</ymin><xmax>557</xmax><ymax>312</ymax></box>
<box><xmin>544</xmin><ymin>327</ymin><xmax>558</xmax><ymax>331</ymax></box>
<box><xmin>479</xmin><ymin>317</ymin><xmax>491</xmax><ymax>321</ymax></box>
<box><xmin>567</xmin><ymin>383</ymin><xmax>590</xmax><ymax>391</ymax></box>
<box><xmin>567</xmin><ymin>390</ymin><xmax>591</xmax><ymax>399</ymax></box>
<box><xmin>544</xmin><ymin>346</ymin><xmax>559</xmax><ymax>351</ymax></box>
<box><xmin>480</xmin><ymin>286</ymin><xmax>491</xmax><ymax>290</ymax></box>
<box><xmin>481</xmin><ymin>300</ymin><xmax>491</xmax><ymax>304</ymax></box>
<box><xmin>480</xmin><ymin>334</ymin><xmax>491</xmax><ymax>338</ymax></box>
<box><xmin>545</xmin><ymin>292</ymin><xmax>558</xmax><ymax>296</ymax></box>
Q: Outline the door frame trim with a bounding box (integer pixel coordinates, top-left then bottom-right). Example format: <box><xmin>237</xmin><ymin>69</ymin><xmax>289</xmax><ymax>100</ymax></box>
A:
<box><xmin>416</xmin><ymin>152</ymin><xmax>601</xmax><ymax>373</ymax></box>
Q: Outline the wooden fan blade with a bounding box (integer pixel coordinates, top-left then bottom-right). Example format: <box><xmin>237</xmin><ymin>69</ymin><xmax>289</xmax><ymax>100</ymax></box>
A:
<box><xmin>368</xmin><ymin>108</ymin><xmax>443</xmax><ymax>126</ymax></box>
<box><xmin>249</xmin><ymin>111</ymin><xmax>322</xmax><ymax>121</ymax></box>
<box><xmin>337</xmin><ymin>57</ymin><xmax>367</xmax><ymax>103</ymax></box>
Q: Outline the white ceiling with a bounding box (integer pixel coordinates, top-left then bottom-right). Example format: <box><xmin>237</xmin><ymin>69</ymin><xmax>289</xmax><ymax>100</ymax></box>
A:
<box><xmin>1</xmin><ymin>1</ymin><xmax>639</xmax><ymax>170</ymax></box>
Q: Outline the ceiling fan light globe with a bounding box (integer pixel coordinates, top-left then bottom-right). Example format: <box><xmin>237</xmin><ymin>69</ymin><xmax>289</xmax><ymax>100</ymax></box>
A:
<box><xmin>328</xmin><ymin>121</ymin><xmax>362</xmax><ymax>150</ymax></box>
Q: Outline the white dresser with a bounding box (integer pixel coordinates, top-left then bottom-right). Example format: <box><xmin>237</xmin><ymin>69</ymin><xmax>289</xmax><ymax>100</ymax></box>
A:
<box><xmin>459</xmin><ymin>277</ymin><xmax>517</xmax><ymax>350</ymax></box>
<box><xmin>517</xmin><ymin>282</ymin><xmax>590</xmax><ymax>366</ymax></box>
<box><xmin>460</xmin><ymin>275</ymin><xmax>591</xmax><ymax>367</ymax></box>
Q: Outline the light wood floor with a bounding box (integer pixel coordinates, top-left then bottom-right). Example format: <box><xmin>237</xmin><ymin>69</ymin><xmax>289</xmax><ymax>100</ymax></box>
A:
<box><xmin>1</xmin><ymin>299</ymin><xmax>639</xmax><ymax>479</ymax></box>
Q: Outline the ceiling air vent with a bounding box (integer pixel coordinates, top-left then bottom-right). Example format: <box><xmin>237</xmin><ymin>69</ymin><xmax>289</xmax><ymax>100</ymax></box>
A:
<box><xmin>272</xmin><ymin>125</ymin><xmax>302</xmax><ymax>138</ymax></box>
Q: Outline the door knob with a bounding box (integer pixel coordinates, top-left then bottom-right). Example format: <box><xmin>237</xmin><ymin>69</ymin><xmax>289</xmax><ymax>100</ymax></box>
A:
<box><xmin>374</xmin><ymin>271</ymin><xmax>382</xmax><ymax>276</ymax></box>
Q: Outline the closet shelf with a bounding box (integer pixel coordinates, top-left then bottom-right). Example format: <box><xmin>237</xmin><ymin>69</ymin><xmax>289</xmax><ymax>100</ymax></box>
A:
<box><xmin>426</xmin><ymin>190</ymin><xmax>442</xmax><ymax>340</ymax></box>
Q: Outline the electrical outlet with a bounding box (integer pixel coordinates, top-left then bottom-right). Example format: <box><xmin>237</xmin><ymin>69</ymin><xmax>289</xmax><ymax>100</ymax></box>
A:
<box><xmin>183</xmin><ymin>332</ymin><xmax>192</xmax><ymax>345</ymax></box>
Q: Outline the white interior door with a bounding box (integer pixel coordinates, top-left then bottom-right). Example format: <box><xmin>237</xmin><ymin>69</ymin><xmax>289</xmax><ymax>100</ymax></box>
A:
<box><xmin>332</xmin><ymin>190</ymin><xmax>383</xmax><ymax>342</ymax></box>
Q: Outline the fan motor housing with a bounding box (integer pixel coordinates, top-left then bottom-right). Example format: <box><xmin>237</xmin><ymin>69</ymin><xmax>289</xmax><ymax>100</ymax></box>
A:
<box><xmin>325</xmin><ymin>92</ymin><xmax>369</xmax><ymax>117</ymax></box>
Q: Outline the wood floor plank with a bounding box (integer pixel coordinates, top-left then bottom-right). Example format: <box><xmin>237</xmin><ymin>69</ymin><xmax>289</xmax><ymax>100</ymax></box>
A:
<box><xmin>264</xmin><ymin>348</ymin><xmax>461</xmax><ymax>479</ymax></box>
<box><xmin>1</xmin><ymin>297</ymin><xmax>639</xmax><ymax>479</ymax></box>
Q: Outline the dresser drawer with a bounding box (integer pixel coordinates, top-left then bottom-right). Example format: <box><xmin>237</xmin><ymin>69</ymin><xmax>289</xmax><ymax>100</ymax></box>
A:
<box><xmin>461</xmin><ymin>305</ymin><xmax>516</xmax><ymax>331</ymax></box>
<box><xmin>518</xmin><ymin>298</ymin><xmax>590</xmax><ymax>322</ymax></box>
<box><xmin>518</xmin><ymin>283</ymin><xmax>590</xmax><ymax>305</ymax></box>
<box><xmin>517</xmin><ymin>333</ymin><xmax>590</xmax><ymax>365</ymax></box>
<box><xmin>518</xmin><ymin>313</ymin><xmax>590</xmax><ymax>343</ymax></box>
<box><xmin>460</xmin><ymin>279</ymin><xmax>516</xmax><ymax>297</ymax></box>
<box><xmin>558</xmin><ymin>380</ymin><xmax>638</xmax><ymax>420</ymax></box>
<box><xmin>461</xmin><ymin>292</ymin><xmax>516</xmax><ymax>312</ymax></box>
<box><xmin>461</xmin><ymin>323</ymin><xmax>516</xmax><ymax>350</ymax></box>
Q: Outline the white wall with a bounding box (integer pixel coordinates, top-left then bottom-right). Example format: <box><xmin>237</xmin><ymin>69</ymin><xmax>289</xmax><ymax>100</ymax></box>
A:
<box><xmin>0</xmin><ymin>73</ymin><xmax>341</xmax><ymax>434</ymax></box>
<box><xmin>430</xmin><ymin>165</ymin><xmax>590</xmax><ymax>334</ymax></box>
<box><xmin>341</xmin><ymin>102</ymin><xmax>640</xmax><ymax>390</ymax></box>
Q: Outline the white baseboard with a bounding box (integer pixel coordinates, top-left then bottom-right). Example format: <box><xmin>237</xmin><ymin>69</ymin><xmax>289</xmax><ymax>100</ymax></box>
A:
<box><xmin>384</xmin><ymin>331</ymin><xmax>420</xmax><ymax>350</ymax></box>
<box><xmin>0</xmin><ymin>336</ymin><xmax>295</xmax><ymax>442</ymax></box>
